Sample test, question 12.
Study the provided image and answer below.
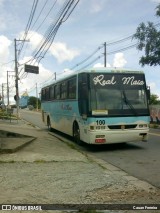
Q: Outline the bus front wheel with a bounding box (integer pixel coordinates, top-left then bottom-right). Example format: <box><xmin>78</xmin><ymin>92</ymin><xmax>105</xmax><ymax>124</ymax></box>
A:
<box><xmin>73</xmin><ymin>123</ymin><xmax>83</xmax><ymax>146</ymax></box>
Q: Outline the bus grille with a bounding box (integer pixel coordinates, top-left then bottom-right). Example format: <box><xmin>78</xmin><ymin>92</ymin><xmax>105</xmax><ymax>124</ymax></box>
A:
<box><xmin>108</xmin><ymin>125</ymin><xmax>137</xmax><ymax>129</ymax></box>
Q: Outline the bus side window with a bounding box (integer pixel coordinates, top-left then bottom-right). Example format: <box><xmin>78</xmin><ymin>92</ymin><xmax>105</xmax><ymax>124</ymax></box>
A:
<box><xmin>45</xmin><ymin>87</ymin><xmax>49</xmax><ymax>101</ymax></box>
<box><xmin>68</xmin><ymin>78</ymin><xmax>76</xmax><ymax>99</ymax></box>
<box><xmin>50</xmin><ymin>85</ymin><xmax>54</xmax><ymax>100</ymax></box>
<box><xmin>78</xmin><ymin>73</ymin><xmax>88</xmax><ymax>115</ymax></box>
<box><xmin>41</xmin><ymin>89</ymin><xmax>44</xmax><ymax>101</ymax></box>
<box><xmin>55</xmin><ymin>84</ymin><xmax>60</xmax><ymax>99</ymax></box>
<box><xmin>60</xmin><ymin>81</ymin><xmax>67</xmax><ymax>99</ymax></box>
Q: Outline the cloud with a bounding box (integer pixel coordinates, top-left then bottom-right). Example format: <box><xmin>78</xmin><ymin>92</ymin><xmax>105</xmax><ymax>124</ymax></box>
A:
<box><xmin>19</xmin><ymin>31</ymin><xmax>80</xmax><ymax>63</ymax></box>
<box><xmin>63</xmin><ymin>68</ymin><xmax>75</xmax><ymax>77</ymax></box>
<box><xmin>149</xmin><ymin>82</ymin><xmax>156</xmax><ymax>90</ymax></box>
<box><xmin>93</xmin><ymin>53</ymin><xmax>127</xmax><ymax>69</ymax></box>
<box><xmin>93</xmin><ymin>62</ymin><xmax>111</xmax><ymax>68</ymax></box>
<box><xmin>150</xmin><ymin>0</ymin><xmax>160</xmax><ymax>3</ymax></box>
<box><xmin>50</xmin><ymin>42</ymin><xmax>79</xmax><ymax>63</ymax></box>
<box><xmin>28</xmin><ymin>31</ymin><xmax>44</xmax><ymax>50</ymax></box>
<box><xmin>0</xmin><ymin>36</ymin><xmax>12</xmax><ymax>89</ymax></box>
<box><xmin>148</xmin><ymin>81</ymin><xmax>160</xmax><ymax>98</ymax></box>
<box><xmin>18</xmin><ymin>57</ymin><xmax>54</xmax><ymax>96</ymax></box>
<box><xmin>0</xmin><ymin>32</ymin><xmax>79</xmax><ymax>104</ymax></box>
<box><xmin>113</xmin><ymin>53</ymin><xmax>127</xmax><ymax>68</ymax></box>
<box><xmin>0</xmin><ymin>35</ymin><xmax>12</xmax><ymax>63</ymax></box>
<box><xmin>0</xmin><ymin>0</ymin><xmax>4</xmax><ymax>7</ymax></box>
<box><xmin>90</xmin><ymin>0</ymin><xmax>106</xmax><ymax>13</ymax></box>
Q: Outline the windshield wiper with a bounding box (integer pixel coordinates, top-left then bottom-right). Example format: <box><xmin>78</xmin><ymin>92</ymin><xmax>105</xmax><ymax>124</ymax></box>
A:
<box><xmin>122</xmin><ymin>90</ymin><xmax>137</xmax><ymax>116</ymax></box>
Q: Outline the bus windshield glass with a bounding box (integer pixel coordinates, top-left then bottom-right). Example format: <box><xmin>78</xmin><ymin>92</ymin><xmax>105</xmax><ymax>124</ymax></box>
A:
<box><xmin>89</xmin><ymin>73</ymin><xmax>149</xmax><ymax>116</ymax></box>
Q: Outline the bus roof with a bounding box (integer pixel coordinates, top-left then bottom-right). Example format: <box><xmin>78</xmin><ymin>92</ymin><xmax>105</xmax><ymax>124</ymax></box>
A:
<box><xmin>83</xmin><ymin>67</ymin><xmax>144</xmax><ymax>74</ymax></box>
<box><xmin>42</xmin><ymin>67</ymin><xmax>144</xmax><ymax>89</ymax></box>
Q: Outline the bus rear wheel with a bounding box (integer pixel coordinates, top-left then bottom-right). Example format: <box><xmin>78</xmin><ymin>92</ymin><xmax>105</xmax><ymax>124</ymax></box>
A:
<box><xmin>73</xmin><ymin>123</ymin><xmax>83</xmax><ymax>146</ymax></box>
<box><xmin>47</xmin><ymin>117</ymin><xmax>52</xmax><ymax>131</ymax></box>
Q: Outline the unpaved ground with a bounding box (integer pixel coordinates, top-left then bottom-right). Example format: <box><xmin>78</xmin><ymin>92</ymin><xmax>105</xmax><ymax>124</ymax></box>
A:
<box><xmin>0</xmin><ymin>124</ymin><xmax>159</xmax><ymax>213</ymax></box>
<box><xmin>0</xmin><ymin>161</ymin><xmax>159</xmax><ymax>203</ymax></box>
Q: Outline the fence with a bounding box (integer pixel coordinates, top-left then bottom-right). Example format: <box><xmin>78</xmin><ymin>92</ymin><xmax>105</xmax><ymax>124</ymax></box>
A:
<box><xmin>150</xmin><ymin>105</ymin><xmax>160</xmax><ymax>124</ymax></box>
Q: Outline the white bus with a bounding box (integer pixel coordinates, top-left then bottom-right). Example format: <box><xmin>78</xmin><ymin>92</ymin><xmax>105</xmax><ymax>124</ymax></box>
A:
<box><xmin>41</xmin><ymin>68</ymin><xmax>150</xmax><ymax>145</ymax></box>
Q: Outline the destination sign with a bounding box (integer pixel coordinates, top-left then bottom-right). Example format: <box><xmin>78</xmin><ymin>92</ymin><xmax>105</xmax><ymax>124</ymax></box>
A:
<box><xmin>91</xmin><ymin>73</ymin><xmax>145</xmax><ymax>89</ymax></box>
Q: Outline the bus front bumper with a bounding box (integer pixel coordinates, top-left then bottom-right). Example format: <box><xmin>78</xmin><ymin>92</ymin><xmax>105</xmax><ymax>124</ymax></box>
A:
<box><xmin>87</xmin><ymin>129</ymin><xmax>149</xmax><ymax>144</ymax></box>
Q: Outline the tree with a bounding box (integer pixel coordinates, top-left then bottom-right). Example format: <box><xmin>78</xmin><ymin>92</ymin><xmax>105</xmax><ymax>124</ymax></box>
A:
<box><xmin>133</xmin><ymin>4</ymin><xmax>160</xmax><ymax>66</ymax></box>
<box><xmin>150</xmin><ymin>93</ymin><xmax>160</xmax><ymax>105</ymax></box>
<box><xmin>28</xmin><ymin>96</ymin><xmax>41</xmax><ymax>109</ymax></box>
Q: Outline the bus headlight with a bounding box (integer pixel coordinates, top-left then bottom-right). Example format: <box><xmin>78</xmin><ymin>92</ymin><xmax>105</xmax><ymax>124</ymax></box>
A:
<box><xmin>143</xmin><ymin>124</ymin><xmax>148</xmax><ymax>128</ymax></box>
<box><xmin>90</xmin><ymin>126</ymin><xmax>94</xmax><ymax>130</ymax></box>
<box><xmin>139</xmin><ymin>124</ymin><xmax>148</xmax><ymax>128</ymax></box>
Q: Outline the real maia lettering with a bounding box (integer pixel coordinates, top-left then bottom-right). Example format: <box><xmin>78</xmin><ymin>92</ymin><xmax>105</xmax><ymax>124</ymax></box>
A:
<box><xmin>93</xmin><ymin>75</ymin><xmax>116</xmax><ymax>86</ymax></box>
<box><xmin>122</xmin><ymin>76</ymin><xmax>144</xmax><ymax>85</ymax></box>
<box><xmin>93</xmin><ymin>75</ymin><xmax>144</xmax><ymax>86</ymax></box>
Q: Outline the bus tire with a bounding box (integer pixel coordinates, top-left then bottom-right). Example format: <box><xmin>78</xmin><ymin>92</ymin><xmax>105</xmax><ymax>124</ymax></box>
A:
<box><xmin>73</xmin><ymin>123</ymin><xmax>83</xmax><ymax>146</ymax></box>
<box><xmin>47</xmin><ymin>117</ymin><xmax>52</xmax><ymax>131</ymax></box>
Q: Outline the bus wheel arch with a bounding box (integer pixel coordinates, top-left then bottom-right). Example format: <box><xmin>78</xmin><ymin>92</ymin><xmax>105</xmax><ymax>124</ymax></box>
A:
<box><xmin>73</xmin><ymin>121</ymin><xmax>83</xmax><ymax>146</ymax></box>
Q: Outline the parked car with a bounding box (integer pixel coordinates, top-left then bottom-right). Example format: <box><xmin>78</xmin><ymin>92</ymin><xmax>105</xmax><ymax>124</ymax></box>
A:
<box><xmin>0</xmin><ymin>103</ymin><xmax>6</xmax><ymax>110</ymax></box>
<box><xmin>28</xmin><ymin>105</ymin><xmax>34</xmax><ymax>110</ymax></box>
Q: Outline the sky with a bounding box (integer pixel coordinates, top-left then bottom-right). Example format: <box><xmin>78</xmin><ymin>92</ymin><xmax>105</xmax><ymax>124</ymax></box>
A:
<box><xmin>0</xmin><ymin>0</ymin><xmax>160</xmax><ymax>104</ymax></box>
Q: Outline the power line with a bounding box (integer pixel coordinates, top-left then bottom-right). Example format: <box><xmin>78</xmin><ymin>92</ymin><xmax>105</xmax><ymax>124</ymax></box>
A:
<box><xmin>107</xmin><ymin>43</ymin><xmax>137</xmax><ymax>55</ymax></box>
<box><xmin>70</xmin><ymin>46</ymin><xmax>103</xmax><ymax>70</ymax></box>
<box><xmin>106</xmin><ymin>35</ymin><xmax>133</xmax><ymax>46</ymax></box>
<box><xmin>76</xmin><ymin>55</ymin><xmax>103</xmax><ymax>71</ymax></box>
<box><xmin>28</xmin><ymin>0</ymin><xmax>58</xmax><ymax>39</ymax></box>
<box><xmin>18</xmin><ymin>0</ymin><xmax>39</xmax><ymax>59</ymax></box>
<box><xmin>20</xmin><ymin>0</ymin><xmax>59</xmax><ymax>61</ymax></box>
<box><xmin>31</xmin><ymin>0</ymin><xmax>80</xmax><ymax>64</ymax></box>
<box><xmin>71</xmin><ymin>43</ymin><xmax>137</xmax><ymax>71</ymax></box>
<box><xmin>29</xmin><ymin>0</ymin><xmax>49</xmax><ymax>31</ymax></box>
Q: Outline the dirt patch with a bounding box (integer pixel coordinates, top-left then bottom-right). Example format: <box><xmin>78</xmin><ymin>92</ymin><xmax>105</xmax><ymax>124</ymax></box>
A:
<box><xmin>86</xmin><ymin>185</ymin><xmax>160</xmax><ymax>204</ymax></box>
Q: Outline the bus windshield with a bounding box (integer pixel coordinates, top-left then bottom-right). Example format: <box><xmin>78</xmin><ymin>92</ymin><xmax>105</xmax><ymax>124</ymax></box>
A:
<box><xmin>89</xmin><ymin>73</ymin><xmax>149</xmax><ymax>116</ymax></box>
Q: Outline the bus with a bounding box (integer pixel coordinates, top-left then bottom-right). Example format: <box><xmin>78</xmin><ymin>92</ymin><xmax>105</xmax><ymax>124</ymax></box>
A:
<box><xmin>41</xmin><ymin>68</ymin><xmax>150</xmax><ymax>145</ymax></box>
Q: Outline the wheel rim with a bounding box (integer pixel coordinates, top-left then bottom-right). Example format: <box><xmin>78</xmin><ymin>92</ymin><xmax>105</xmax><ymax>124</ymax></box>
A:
<box><xmin>47</xmin><ymin>118</ymin><xmax>51</xmax><ymax>131</ymax></box>
<box><xmin>74</xmin><ymin>124</ymin><xmax>80</xmax><ymax>144</ymax></box>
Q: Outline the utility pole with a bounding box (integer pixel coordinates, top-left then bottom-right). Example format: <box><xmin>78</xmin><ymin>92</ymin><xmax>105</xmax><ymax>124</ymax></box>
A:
<box><xmin>14</xmin><ymin>38</ymin><xmax>29</xmax><ymax>119</ymax></box>
<box><xmin>7</xmin><ymin>71</ymin><xmax>9</xmax><ymax>106</ymax></box>
<box><xmin>104</xmin><ymin>42</ymin><xmax>107</xmax><ymax>67</ymax></box>
<box><xmin>7</xmin><ymin>71</ymin><xmax>14</xmax><ymax>106</ymax></box>
<box><xmin>14</xmin><ymin>38</ymin><xmax>19</xmax><ymax>118</ymax></box>
<box><xmin>2</xmin><ymin>84</ymin><xmax>4</xmax><ymax>105</ymax></box>
<box><xmin>36</xmin><ymin>83</ymin><xmax>38</xmax><ymax>111</ymax></box>
<box><xmin>1</xmin><ymin>83</ymin><xmax>7</xmax><ymax>105</ymax></box>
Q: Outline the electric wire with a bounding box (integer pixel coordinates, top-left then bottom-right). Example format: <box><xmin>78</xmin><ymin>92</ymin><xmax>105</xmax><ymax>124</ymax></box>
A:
<box><xmin>18</xmin><ymin>0</ymin><xmax>39</xmax><ymax>59</ymax></box>
<box><xmin>19</xmin><ymin>0</ymin><xmax>51</xmax><ymax>60</ymax></box>
<box><xmin>70</xmin><ymin>46</ymin><xmax>103</xmax><ymax>70</ymax></box>
<box><xmin>29</xmin><ymin>0</ymin><xmax>49</xmax><ymax>31</ymax></box>
<box><xmin>74</xmin><ymin>43</ymin><xmax>137</xmax><ymax>71</ymax></box>
<box><xmin>32</xmin><ymin>0</ymin><xmax>79</xmax><ymax>64</ymax></box>
<box><xmin>107</xmin><ymin>43</ymin><xmax>137</xmax><ymax>55</ymax></box>
<box><xmin>76</xmin><ymin>55</ymin><xmax>103</xmax><ymax>71</ymax></box>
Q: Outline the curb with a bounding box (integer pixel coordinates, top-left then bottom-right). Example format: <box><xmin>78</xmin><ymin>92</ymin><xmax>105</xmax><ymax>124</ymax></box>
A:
<box><xmin>49</xmin><ymin>131</ymin><xmax>158</xmax><ymax>192</ymax></box>
<box><xmin>0</xmin><ymin>129</ymin><xmax>37</xmax><ymax>154</ymax></box>
<box><xmin>0</xmin><ymin>137</ymin><xmax>36</xmax><ymax>154</ymax></box>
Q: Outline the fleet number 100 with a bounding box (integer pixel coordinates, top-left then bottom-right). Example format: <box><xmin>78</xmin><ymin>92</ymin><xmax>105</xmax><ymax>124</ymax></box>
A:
<box><xmin>96</xmin><ymin>120</ymin><xmax>105</xmax><ymax>125</ymax></box>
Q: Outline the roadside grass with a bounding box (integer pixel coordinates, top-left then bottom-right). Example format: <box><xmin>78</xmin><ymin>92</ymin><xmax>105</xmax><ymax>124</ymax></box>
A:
<box><xmin>0</xmin><ymin>109</ymin><xmax>17</xmax><ymax>120</ymax></box>
<box><xmin>0</xmin><ymin>160</ymin><xmax>15</xmax><ymax>163</ymax></box>
<box><xmin>149</xmin><ymin>123</ymin><xmax>159</xmax><ymax>128</ymax></box>
<box><xmin>78</xmin><ymin>211</ymin><xmax>102</xmax><ymax>213</ymax></box>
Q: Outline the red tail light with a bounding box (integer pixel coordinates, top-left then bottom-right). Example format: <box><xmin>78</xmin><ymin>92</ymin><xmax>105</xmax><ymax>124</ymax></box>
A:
<box><xmin>95</xmin><ymin>138</ymin><xmax>106</xmax><ymax>143</ymax></box>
